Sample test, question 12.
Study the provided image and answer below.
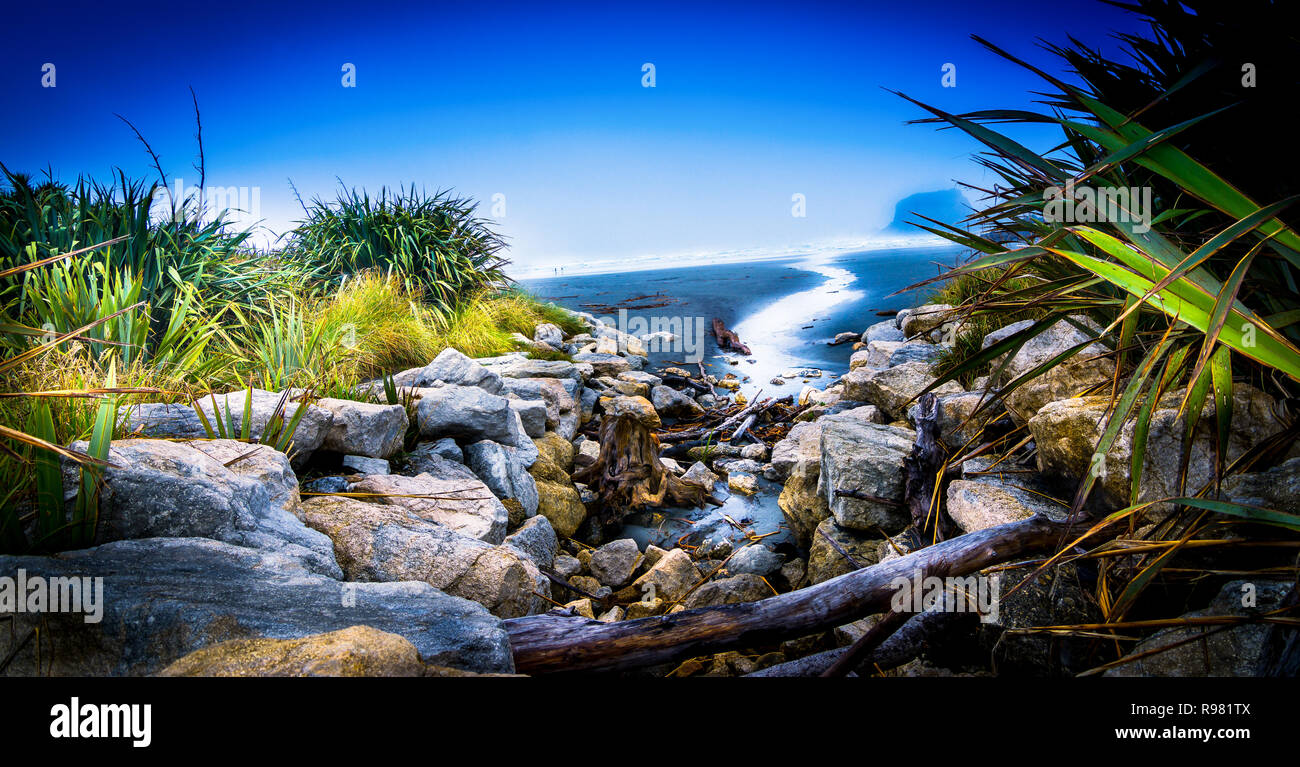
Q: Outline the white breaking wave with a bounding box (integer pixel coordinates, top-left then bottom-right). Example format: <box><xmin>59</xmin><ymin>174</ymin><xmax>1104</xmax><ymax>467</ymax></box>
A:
<box><xmin>507</xmin><ymin>233</ymin><xmax>946</xmax><ymax>280</ymax></box>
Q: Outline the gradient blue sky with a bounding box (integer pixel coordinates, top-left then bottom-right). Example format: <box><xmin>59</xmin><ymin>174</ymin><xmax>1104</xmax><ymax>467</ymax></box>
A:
<box><xmin>2</xmin><ymin>0</ymin><xmax>1151</xmax><ymax>270</ymax></box>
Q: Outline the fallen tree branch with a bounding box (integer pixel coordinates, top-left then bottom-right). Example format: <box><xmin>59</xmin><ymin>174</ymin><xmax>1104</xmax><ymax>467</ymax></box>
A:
<box><xmin>506</xmin><ymin>513</ymin><xmax>1103</xmax><ymax>674</ymax></box>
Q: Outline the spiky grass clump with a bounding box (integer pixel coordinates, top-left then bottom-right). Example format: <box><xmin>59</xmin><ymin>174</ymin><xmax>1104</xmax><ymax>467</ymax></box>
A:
<box><xmin>288</xmin><ymin>185</ymin><xmax>509</xmax><ymax>322</ymax></box>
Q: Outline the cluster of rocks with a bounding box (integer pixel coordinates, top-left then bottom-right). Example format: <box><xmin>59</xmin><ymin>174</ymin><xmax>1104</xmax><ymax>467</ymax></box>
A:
<box><xmin>4</xmin><ymin>303</ymin><xmax>1295</xmax><ymax>678</ymax></box>
<box><xmin>736</xmin><ymin>304</ymin><xmax>1298</xmax><ymax>677</ymax></box>
<box><xmin>0</xmin><ymin>309</ymin><xmax>776</xmax><ymax>676</ymax></box>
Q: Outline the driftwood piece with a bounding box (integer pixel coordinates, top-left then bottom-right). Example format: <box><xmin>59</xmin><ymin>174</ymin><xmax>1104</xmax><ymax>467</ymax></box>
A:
<box><xmin>747</xmin><ymin>602</ymin><xmax>968</xmax><ymax>676</ymax></box>
<box><xmin>506</xmin><ymin>514</ymin><xmax>1091</xmax><ymax>674</ymax></box>
<box><xmin>657</xmin><ymin>395</ymin><xmax>769</xmax><ymax>444</ymax></box>
<box><xmin>822</xmin><ymin>608</ymin><xmax>911</xmax><ymax>677</ymax></box>
<box><xmin>903</xmin><ymin>392</ymin><xmax>951</xmax><ymax>540</ymax></box>
<box><xmin>711</xmin><ymin>317</ymin><xmax>751</xmax><ymax>355</ymax></box>
<box><xmin>571</xmin><ymin>414</ymin><xmax>713</xmax><ymax>525</ymax></box>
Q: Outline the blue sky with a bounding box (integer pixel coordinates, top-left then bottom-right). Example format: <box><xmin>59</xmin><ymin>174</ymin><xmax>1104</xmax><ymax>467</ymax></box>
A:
<box><xmin>2</xmin><ymin>0</ymin><xmax>1151</xmax><ymax>270</ymax></box>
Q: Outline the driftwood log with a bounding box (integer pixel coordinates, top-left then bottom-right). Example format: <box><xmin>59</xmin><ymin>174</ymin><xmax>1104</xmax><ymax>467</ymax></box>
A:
<box><xmin>572</xmin><ymin>414</ymin><xmax>714</xmax><ymax>525</ymax></box>
<box><xmin>505</xmin><ymin>514</ymin><xmax>1098</xmax><ymax>674</ymax></box>
<box><xmin>711</xmin><ymin>317</ymin><xmax>751</xmax><ymax>355</ymax></box>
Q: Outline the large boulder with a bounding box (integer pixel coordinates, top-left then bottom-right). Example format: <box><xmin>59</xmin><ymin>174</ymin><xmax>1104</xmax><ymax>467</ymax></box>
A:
<box><xmin>573</xmin><ymin>352</ymin><xmax>631</xmax><ymax>378</ymax></box>
<box><xmin>534</xmin><ymin>323</ymin><xmax>564</xmax><ymax>348</ymax></box>
<box><xmin>589</xmin><ymin>538</ymin><xmax>642</xmax><ymax>588</ymax></box>
<box><xmin>805</xmin><ymin>518</ymin><xmax>882</xmax><ymax>585</ymax></box>
<box><xmin>1221</xmin><ymin>456</ymin><xmax>1300</xmax><ymax>510</ymax></box>
<box><xmin>158</xmin><ymin>625</ymin><xmax>427</xmax><ymax>677</ymax></box>
<box><xmin>508</xmin><ymin>399</ymin><xmax>547</xmax><ymax>438</ymax></box>
<box><xmin>503</xmin><ymin>515</ymin><xmax>558</xmax><ymax>570</ymax></box>
<box><xmin>401</xmin><ymin>441</ymin><xmax>470</xmax><ymax>476</ymax></box>
<box><xmin>984</xmin><ymin>316</ymin><xmax>1114</xmax><ymax>421</ymax></box>
<box><xmin>817</xmin><ymin>415</ymin><xmax>915</xmax><ymax>534</ymax></box>
<box><xmin>1105</xmin><ymin>579</ymin><xmax>1293</xmax><ymax>677</ymax></box>
<box><xmin>415</xmin><ymin>348</ymin><xmax>504</xmax><ymax>393</ymax></box>
<box><xmin>315</xmin><ymin>397</ymin><xmax>408</xmax><ymax>458</ymax></box>
<box><xmin>650</xmin><ymin>384</ymin><xmax>704</xmax><ymax>419</ymax></box>
<box><xmin>888</xmin><ymin>341</ymin><xmax>941</xmax><ymax>367</ymax></box>
<box><xmin>900</xmin><ymin>303</ymin><xmax>954</xmax><ymax>338</ymax></box>
<box><xmin>60</xmin><ymin>439</ymin><xmax>340</xmax><ymax>578</ymax></box>
<box><xmin>628</xmin><ymin>548</ymin><xmax>700</xmax><ymax>603</ymax></box>
<box><xmin>118</xmin><ymin>390</ymin><xmax>333</xmax><ymax>463</ymax></box>
<box><xmin>483</xmin><ymin>357</ymin><xmax>585</xmax><ymax>386</ymax></box>
<box><xmin>0</xmin><ymin>537</ymin><xmax>512</xmax><ymax>675</ymax></box>
<box><xmin>501</xmin><ymin>377</ymin><xmax>580</xmax><ymax>440</ymax></box>
<box><xmin>349</xmin><ymin>471</ymin><xmax>509</xmax><ymax>544</ymax></box>
<box><xmin>1029</xmin><ymin>384</ymin><xmax>1286</xmax><ymax>514</ymax></box>
<box><xmin>769</xmin><ymin>421</ymin><xmax>821</xmax><ymax>483</ymax></box>
<box><xmin>528</xmin><ymin>445</ymin><xmax>588</xmax><ymax>538</ymax></box>
<box><xmin>463</xmin><ymin>440</ymin><xmax>540</xmax><ymax>519</ymax></box>
<box><xmin>840</xmin><ymin>361</ymin><xmax>963</xmax><ymax>421</ymax></box>
<box><xmin>301</xmin><ymin>496</ymin><xmax>547</xmax><ymax>619</ymax></box>
<box><xmin>728</xmin><ymin>545</ymin><xmax>783</xmax><ymax>577</ymax></box>
<box><xmin>414</xmin><ymin>384</ymin><xmax>515</xmax><ymax>444</ymax></box>
<box><xmin>778</xmin><ymin>450</ymin><xmax>829</xmax><ymax>548</ymax></box>
<box><xmin>946</xmin><ymin>477</ymin><xmax>1070</xmax><ymax>534</ymax></box>
<box><xmin>863</xmin><ymin>319</ymin><xmax>905</xmax><ymax>344</ymax></box>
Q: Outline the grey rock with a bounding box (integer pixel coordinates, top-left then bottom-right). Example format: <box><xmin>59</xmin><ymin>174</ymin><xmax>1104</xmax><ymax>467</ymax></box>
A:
<box><xmin>349</xmin><ymin>471</ymin><xmax>509</xmax><ymax>544</ymax></box>
<box><xmin>650</xmin><ymin>384</ymin><xmax>704</xmax><ymax>419</ymax></box>
<box><xmin>0</xmin><ymin>537</ymin><xmax>512</xmax><ymax>675</ymax></box>
<box><xmin>983</xmin><ymin>316</ymin><xmax>1113</xmax><ymax>421</ymax></box>
<box><xmin>61</xmin><ymin>439</ymin><xmax>340</xmax><ymax>578</ymax></box>
<box><xmin>553</xmin><ymin>553</ymin><xmax>583</xmax><ymax>578</ymax></box>
<box><xmin>769</xmin><ymin>421</ymin><xmax>821</xmax><ymax>483</ymax></box>
<box><xmin>887</xmin><ymin>341</ymin><xmax>941</xmax><ymax>367</ymax></box>
<box><xmin>1105</xmin><ymin>579</ymin><xmax>1293</xmax><ymax>677</ymax></box>
<box><xmin>863</xmin><ymin>320</ymin><xmax>905</xmax><ymax>343</ymax></box>
<box><xmin>301</xmin><ymin>496</ymin><xmax>547</xmax><ymax>619</ymax></box>
<box><xmin>508</xmin><ymin>398</ymin><xmax>548</xmax><ymax>438</ymax></box>
<box><xmin>682</xmin><ymin>574</ymin><xmax>771</xmax><ymax>609</ymax></box>
<box><xmin>501</xmin><ymin>377</ymin><xmax>580</xmax><ymax>440</ymax></box>
<box><xmin>315</xmin><ymin>397</ymin><xmax>408</xmax><ymax>459</ymax></box>
<box><xmin>900</xmin><ymin>303</ymin><xmax>954</xmax><ymax>337</ymax></box>
<box><xmin>342</xmin><ymin>455</ymin><xmax>390</xmax><ymax>476</ymax></box>
<box><xmin>572</xmin><ymin>352</ymin><xmax>631</xmax><ymax>378</ymax></box>
<box><xmin>415</xmin><ymin>384</ymin><xmax>515</xmax><ymax>444</ymax></box>
<box><xmin>1030</xmin><ymin>384</ymin><xmax>1285</xmax><ymax>517</ymax></box>
<box><xmin>840</xmin><ymin>361</ymin><xmax>964</xmax><ymax>420</ymax></box>
<box><xmin>817</xmin><ymin>415</ymin><xmax>915</xmax><ymax>534</ymax></box>
<box><xmin>589</xmin><ymin>538</ymin><xmax>642</xmax><ymax>588</ymax></box>
<box><xmin>464</xmin><ymin>440</ymin><xmax>540</xmax><ymax>519</ymax></box>
<box><xmin>728</xmin><ymin>545</ymin><xmax>783</xmax><ymax>577</ymax></box>
<box><xmin>401</xmin><ymin>444</ymin><xmax>477</xmax><ymax>480</ymax></box>
<box><xmin>415</xmin><ymin>347</ymin><xmax>504</xmax><ymax>394</ymax></box>
<box><xmin>534</xmin><ymin>322</ymin><xmax>564</xmax><ymax>348</ymax></box>
<box><xmin>806</xmin><ymin>518</ymin><xmax>882</xmax><ymax>585</ymax></box>
<box><xmin>504</xmin><ymin>514</ymin><xmax>559</xmax><ymax>570</ymax></box>
<box><xmin>946</xmin><ymin>477</ymin><xmax>1069</xmax><ymax>533</ymax></box>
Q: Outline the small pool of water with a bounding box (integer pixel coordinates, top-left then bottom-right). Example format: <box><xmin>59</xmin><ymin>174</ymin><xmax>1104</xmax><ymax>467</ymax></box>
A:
<box><xmin>619</xmin><ymin>473</ymin><xmax>793</xmax><ymax>555</ymax></box>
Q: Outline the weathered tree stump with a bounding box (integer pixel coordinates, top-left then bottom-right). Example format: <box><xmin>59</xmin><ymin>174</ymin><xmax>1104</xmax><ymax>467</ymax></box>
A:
<box><xmin>573</xmin><ymin>414</ymin><xmax>715</xmax><ymax>526</ymax></box>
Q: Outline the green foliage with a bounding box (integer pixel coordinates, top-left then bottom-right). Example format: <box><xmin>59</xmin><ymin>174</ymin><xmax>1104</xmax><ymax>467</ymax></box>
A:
<box><xmin>287</xmin><ymin>185</ymin><xmax>509</xmax><ymax>322</ymax></box>
<box><xmin>896</xmin><ymin>1</ymin><xmax>1300</xmax><ymax>632</ymax></box>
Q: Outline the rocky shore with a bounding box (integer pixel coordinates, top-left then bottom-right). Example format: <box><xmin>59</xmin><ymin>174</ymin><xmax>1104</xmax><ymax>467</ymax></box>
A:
<box><xmin>3</xmin><ymin>304</ymin><xmax>1296</xmax><ymax>677</ymax></box>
